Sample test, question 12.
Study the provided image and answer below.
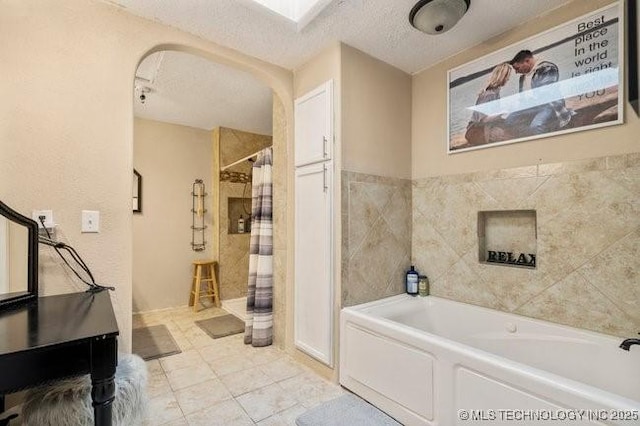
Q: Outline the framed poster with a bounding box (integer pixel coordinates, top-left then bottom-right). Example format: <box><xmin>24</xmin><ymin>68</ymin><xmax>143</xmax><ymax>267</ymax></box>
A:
<box><xmin>448</xmin><ymin>3</ymin><xmax>623</xmax><ymax>154</ymax></box>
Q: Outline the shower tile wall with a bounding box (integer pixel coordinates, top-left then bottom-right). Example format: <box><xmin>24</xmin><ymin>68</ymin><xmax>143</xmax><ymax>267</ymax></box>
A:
<box><xmin>219</xmin><ymin>169</ymin><xmax>252</xmax><ymax>300</ymax></box>
<box><xmin>342</xmin><ymin>171</ymin><xmax>412</xmax><ymax>307</ymax></box>
<box><xmin>412</xmin><ymin>153</ymin><xmax>640</xmax><ymax>337</ymax></box>
<box><xmin>219</xmin><ymin>127</ymin><xmax>273</xmax><ymax>168</ymax></box>
<box><xmin>218</xmin><ymin>128</ymin><xmax>272</xmax><ymax>301</ymax></box>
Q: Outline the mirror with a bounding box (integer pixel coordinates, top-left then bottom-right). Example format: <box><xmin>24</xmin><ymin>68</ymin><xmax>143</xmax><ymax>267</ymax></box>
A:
<box><xmin>0</xmin><ymin>201</ymin><xmax>38</xmax><ymax>307</ymax></box>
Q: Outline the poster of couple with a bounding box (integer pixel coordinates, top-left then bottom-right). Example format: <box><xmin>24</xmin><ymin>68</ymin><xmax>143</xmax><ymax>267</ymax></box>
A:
<box><xmin>448</xmin><ymin>3</ymin><xmax>623</xmax><ymax>153</ymax></box>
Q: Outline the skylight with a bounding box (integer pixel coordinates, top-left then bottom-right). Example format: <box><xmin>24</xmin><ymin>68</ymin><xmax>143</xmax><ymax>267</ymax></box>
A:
<box><xmin>250</xmin><ymin>0</ymin><xmax>333</xmax><ymax>29</ymax></box>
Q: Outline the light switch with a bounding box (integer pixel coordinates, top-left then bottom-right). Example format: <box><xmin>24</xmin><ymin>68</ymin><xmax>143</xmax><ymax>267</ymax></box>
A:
<box><xmin>82</xmin><ymin>210</ymin><xmax>100</xmax><ymax>233</ymax></box>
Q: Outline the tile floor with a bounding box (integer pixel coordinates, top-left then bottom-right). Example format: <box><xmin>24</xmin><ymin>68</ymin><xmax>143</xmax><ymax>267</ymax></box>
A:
<box><xmin>133</xmin><ymin>305</ymin><xmax>346</xmax><ymax>425</ymax></box>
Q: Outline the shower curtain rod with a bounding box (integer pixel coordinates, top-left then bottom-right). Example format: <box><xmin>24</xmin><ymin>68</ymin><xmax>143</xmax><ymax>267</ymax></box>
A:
<box><xmin>220</xmin><ymin>146</ymin><xmax>272</xmax><ymax>171</ymax></box>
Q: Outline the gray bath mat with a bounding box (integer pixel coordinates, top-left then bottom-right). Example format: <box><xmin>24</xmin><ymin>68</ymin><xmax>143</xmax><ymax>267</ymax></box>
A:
<box><xmin>296</xmin><ymin>394</ymin><xmax>401</xmax><ymax>426</ymax></box>
<box><xmin>195</xmin><ymin>314</ymin><xmax>245</xmax><ymax>339</ymax></box>
<box><xmin>132</xmin><ymin>324</ymin><xmax>181</xmax><ymax>361</ymax></box>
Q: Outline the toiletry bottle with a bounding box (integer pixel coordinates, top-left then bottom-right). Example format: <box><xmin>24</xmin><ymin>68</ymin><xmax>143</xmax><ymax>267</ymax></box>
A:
<box><xmin>418</xmin><ymin>275</ymin><xmax>429</xmax><ymax>297</ymax></box>
<box><xmin>406</xmin><ymin>266</ymin><xmax>419</xmax><ymax>296</ymax></box>
<box><xmin>238</xmin><ymin>215</ymin><xmax>245</xmax><ymax>233</ymax></box>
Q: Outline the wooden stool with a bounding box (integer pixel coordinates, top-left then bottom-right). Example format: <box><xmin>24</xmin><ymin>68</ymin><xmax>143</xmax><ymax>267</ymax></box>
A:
<box><xmin>189</xmin><ymin>260</ymin><xmax>220</xmax><ymax>312</ymax></box>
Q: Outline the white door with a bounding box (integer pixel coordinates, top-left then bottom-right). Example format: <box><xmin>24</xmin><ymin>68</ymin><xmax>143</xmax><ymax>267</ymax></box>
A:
<box><xmin>294</xmin><ymin>161</ymin><xmax>333</xmax><ymax>366</ymax></box>
<box><xmin>294</xmin><ymin>80</ymin><xmax>333</xmax><ymax>167</ymax></box>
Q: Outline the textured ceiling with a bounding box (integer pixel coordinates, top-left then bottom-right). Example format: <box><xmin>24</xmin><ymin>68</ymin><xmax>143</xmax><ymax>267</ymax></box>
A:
<box><xmin>134</xmin><ymin>51</ymin><xmax>273</xmax><ymax>133</ymax></box>
<box><xmin>108</xmin><ymin>0</ymin><xmax>571</xmax><ymax>74</ymax></box>
<box><xmin>124</xmin><ymin>0</ymin><xmax>572</xmax><ymax>132</ymax></box>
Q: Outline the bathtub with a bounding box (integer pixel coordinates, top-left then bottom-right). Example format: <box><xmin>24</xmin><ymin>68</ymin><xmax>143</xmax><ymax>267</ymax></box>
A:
<box><xmin>340</xmin><ymin>295</ymin><xmax>640</xmax><ymax>425</ymax></box>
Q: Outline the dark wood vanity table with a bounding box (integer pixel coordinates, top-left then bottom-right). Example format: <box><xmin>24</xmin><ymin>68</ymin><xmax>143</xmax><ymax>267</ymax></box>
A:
<box><xmin>0</xmin><ymin>290</ymin><xmax>119</xmax><ymax>426</ymax></box>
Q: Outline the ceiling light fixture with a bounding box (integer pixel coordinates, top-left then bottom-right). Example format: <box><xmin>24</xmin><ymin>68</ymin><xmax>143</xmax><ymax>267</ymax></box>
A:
<box><xmin>409</xmin><ymin>0</ymin><xmax>470</xmax><ymax>35</ymax></box>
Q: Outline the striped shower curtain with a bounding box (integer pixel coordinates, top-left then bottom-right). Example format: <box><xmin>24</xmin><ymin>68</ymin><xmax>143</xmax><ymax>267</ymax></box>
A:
<box><xmin>244</xmin><ymin>147</ymin><xmax>273</xmax><ymax>347</ymax></box>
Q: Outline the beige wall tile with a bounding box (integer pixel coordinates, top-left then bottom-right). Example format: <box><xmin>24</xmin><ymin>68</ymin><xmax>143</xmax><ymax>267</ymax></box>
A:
<box><xmin>605</xmin><ymin>153</ymin><xmax>640</xmax><ymax>170</ymax></box>
<box><xmin>412</xmin><ymin>155</ymin><xmax>640</xmax><ymax>337</ymax></box>
<box><xmin>472</xmin><ymin>165</ymin><xmax>538</xmax><ymax>181</ymax></box>
<box><xmin>220</xmin><ymin>127</ymin><xmax>272</xmax><ymax>168</ymax></box>
<box><xmin>475</xmin><ymin>177</ymin><xmax>549</xmax><ymax>209</ymax></box>
<box><xmin>218</xmin><ymin>128</ymin><xmax>273</xmax><ymax>301</ymax></box>
<box><xmin>342</xmin><ymin>171</ymin><xmax>411</xmax><ymax>307</ymax></box>
<box><xmin>412</xmin><ymin>213</ymin><xmax>460</xmax><ymax>282</ymax></box>
<box><xmin>430</xmin><ymin>259</ymin><xmax>504</xmax><ymax>310</ymax></box>
<box><xmin>516</xmin><ymin>271</ymin><xmax>639</xmax><ymax>337</ymax></box>
<box><xmin>580</xmin><ymin>230</ymin><xmax>640</xmax><ymax>322</ymax></box>
<box><xmin>537</xmin><ymin>157</ymin><xmax>607</xmax><ymax>176</ymax></box>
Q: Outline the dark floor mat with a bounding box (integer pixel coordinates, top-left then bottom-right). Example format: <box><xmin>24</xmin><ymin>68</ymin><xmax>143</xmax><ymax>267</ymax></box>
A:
<box><xmin>195</xmin><ymin>314</ymin><xmax>245</xmax><ymax>339</ymax></box>
<box><xmin>132</xmin><ymin>324</ymin><xmax>181</xmax><ymax>361</ymax></box>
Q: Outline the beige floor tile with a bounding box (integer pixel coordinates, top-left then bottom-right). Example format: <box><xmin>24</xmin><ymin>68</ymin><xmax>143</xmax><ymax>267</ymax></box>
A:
<box><xmin>174</xmin><ymin>378</ymin><xmax>232</xmax><ymax>415</ymax></box>
<box><xmin>171</xmin><ymin>331</ymin><xmax>194</xmax><ymax>352</ymax></box>
<box><xmin>162</xmin><ymin>320</ymin><xmax>182</xmax><ymax>333</ymax></box>
<box><xmin>158</xmin><ymin>417</ymin><xmax>189</xmax><ymax>426</ymax></box>
<box><xmin>209</xmin><ymin>353</ymin><xmax>258</xmax><ymax>376</ymax></box>
<box><xmin>185</xmin><ymin>399</ymin><xmax>254</xmax><ymax>426</ymax></box>
<box><xmin>145</xmin><ymin>393</ymin><xmax>184</xmax><ymax>425</ymax></box>
<box><xmin>245</xmin><ymin>346</ymin><xmax>285</xmax><ymax>366</ymax></box>
<box><xmin>219</xmin><ymin>366</ymin><xmax>274</xmax><ymax>396</ymax></box>
<box><xmin>159</xmin><ymin>350</ymin><xmax>205</xmax><ymax>373</ymax></box>
<box><xmin>278</xmin><ymin>373</ymin><xmax>345</xmax><ymax>409</ymax></box>
<box><xmin>173</xmin><ymin>316</ymin><xmax>199</xmax><ymax>332</ymax></box>
<box><xmin>187</xmin><ymin>333</ymin><xmax>218</xmax><ymax>349</ymax></box>
<box><xmin>257</xmin><ymin>404</ymin><xmax>307</xmax><ymax>426</ymax></box>
<box><xmin>220</xmin><ymin>333</ymin><xmax>246</xmax><ymax>344</ymax></box>
<box><xmin>236</xmin><ymin>382</ymin><xmax>298</xmax><ymax>422</ymax></box>
<box><xmin>146</xmin><ymin>359</ymin><xmax>164</xmax><ymax>376</ymax></box>
<box><xmin>166</xmin><ymin>363</ymin><xmax>216</xmax><ymax>391</ymax></box>
<box><xmin>136</xmin><ymin>306</ymin><xmax>338</xmax><ymax>426</ymax></box>
<box><xmin>181</xmin><ymin>325</ymin><xmax>210</xmax><ymax>341</ymax></box>
<box><xmin>198</xmin><ymin>342</ymin><xmax>242</xmax><ymax>362</ymax></box>
<box><xmin>148</xmin><ymin>371</ymin><xmax>173</xmax><ymax>398</ymax></box>
<box><xmin>138</xmin><ymin>311</ymin><xmax>172</xmax><ymax>326</ymax></box>
<box><xmin>132</xmin><ymin>315</ymin><xmax>146</xmax><ymax>329</ymax></box>
<box><xmin>258</xmin><ymin>357</ymin><xmax>303</xmax><ymax>383</ymax></box>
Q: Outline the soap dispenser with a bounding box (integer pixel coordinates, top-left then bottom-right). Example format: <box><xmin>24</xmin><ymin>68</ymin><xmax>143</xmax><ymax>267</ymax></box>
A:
<box><xmin>238</xmin><ymin>215</ymin><xmax>245</xmax><ymax>233</ymax></box>
<box><xmin>406</xmin><ymin>266</ymin><xmax>419</xmax><ymax>296</ymax></box>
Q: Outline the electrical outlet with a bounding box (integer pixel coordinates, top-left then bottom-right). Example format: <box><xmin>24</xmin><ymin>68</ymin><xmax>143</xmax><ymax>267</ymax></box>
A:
<box><xmin>32</xmin><ymin>210</ymin><xmax>54</xmax><ymax>228</ymax></box>
<box><xmin>81</xmin><ymin>210</ymin><xmax>100</xmax><ymax>233</ymax></box>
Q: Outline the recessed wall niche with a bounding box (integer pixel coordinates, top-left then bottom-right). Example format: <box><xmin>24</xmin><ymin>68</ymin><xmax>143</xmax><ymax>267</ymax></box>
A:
<box><xmin>227</xmin><ymin>197</ymin><xmax>252</xmax><ymax>234</ymax></box>
<box><xmin>478</xmin><ymin>210</ymin><xmax>537</xmax><ymax>269</ymax></box>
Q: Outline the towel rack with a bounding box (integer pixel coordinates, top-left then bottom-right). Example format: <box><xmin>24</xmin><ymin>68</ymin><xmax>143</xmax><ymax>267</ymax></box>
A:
<box><xmin>191</xmin><ymin>179</ymin><xmax>207</xmax><ymax>251</ymax></box>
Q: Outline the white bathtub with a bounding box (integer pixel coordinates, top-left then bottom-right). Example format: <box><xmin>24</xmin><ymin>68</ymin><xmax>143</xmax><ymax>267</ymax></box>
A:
<box><xmin>340</xmin><ymin>295</ymin><xmax>640</xmax><ymax>425</ymax></box>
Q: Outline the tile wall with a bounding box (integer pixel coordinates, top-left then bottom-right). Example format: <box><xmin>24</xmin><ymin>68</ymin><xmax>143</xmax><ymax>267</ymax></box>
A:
<box><xmin>341</xmin><ymin>171</ymin><xmax>412</xmax><ymax>307</ymax></box>
<box><xmin>219</xmin><ymin>173</ymin><xmax>252</xmax><ymax>300</ymax></box>
<box><xmin>218</xmin><ymin>128</ymin><xmax>272</xmax><ymax>301</ymax></box>
<box><xmin>412</xmin><ymin>153</ymin><xmax>640</xmax><ymax>337</ymax></box>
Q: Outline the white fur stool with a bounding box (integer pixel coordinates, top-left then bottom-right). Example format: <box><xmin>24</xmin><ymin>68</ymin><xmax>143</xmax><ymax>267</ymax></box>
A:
<box><xmin>20</xmin><ymin>353</ymin><xmax>148</xmax><ymax>426</ymax></box>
